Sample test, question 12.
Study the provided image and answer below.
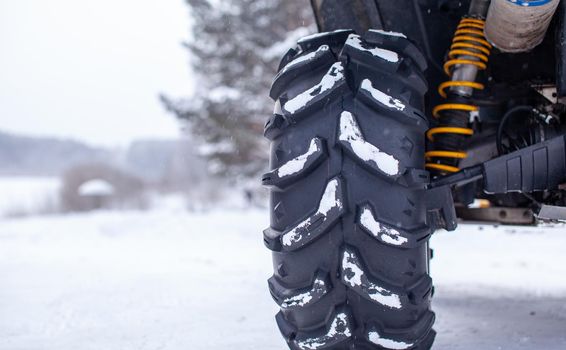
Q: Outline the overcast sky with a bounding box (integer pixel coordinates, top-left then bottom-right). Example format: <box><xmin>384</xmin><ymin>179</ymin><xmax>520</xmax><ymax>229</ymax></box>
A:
<box><xmin>0</xmin><ymin>0</ymin><xmax>194</xmax><ymax>147</ymax></box>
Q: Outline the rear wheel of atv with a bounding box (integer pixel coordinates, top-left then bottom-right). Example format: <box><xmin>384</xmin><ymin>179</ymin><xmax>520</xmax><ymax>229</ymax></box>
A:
<box><xmin>262</xmin><ymin>30</ymin><xmax>436</xmax><ymax>349</ymax></box>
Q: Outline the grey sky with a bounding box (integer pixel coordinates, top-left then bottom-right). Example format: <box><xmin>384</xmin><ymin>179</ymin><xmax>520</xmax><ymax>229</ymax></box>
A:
<box><xmin>0</xmin><ymin>0</ymin><xmax>194</xmax><ymax>146</ymax></box>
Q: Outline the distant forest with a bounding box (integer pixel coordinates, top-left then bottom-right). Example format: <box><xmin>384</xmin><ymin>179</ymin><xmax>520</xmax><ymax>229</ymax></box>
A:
<box><xmin>0</xmin><ymin>130</ymin><xmax>202</xmax><ymax>183</ymax></box>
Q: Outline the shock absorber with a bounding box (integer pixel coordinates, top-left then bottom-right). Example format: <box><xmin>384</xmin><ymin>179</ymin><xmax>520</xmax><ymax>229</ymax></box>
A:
<box><xmin>426</xmin><ymin>8</ymin><xmax>492</xmax><ymax>175</ymax></box>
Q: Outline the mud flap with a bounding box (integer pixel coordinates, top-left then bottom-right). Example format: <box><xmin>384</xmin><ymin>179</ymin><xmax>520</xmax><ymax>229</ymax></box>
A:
<box><xmin>426</xmin><ymin>185</ymin><xmax>457</xmax><ymax>231</ymax></box>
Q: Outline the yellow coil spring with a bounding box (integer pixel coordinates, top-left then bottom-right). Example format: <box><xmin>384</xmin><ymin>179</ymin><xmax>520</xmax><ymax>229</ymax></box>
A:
<box><xmin>425</xmin><ymin>18</ymin><xmax>492</xmax><ymax>174</ymax></box>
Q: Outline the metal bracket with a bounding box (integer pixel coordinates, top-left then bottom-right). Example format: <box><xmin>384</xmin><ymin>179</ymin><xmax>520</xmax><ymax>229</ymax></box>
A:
<box><xmin>533</xmin><ymin>84</ymin><xmax>558</xmax><ymax>104</ymax></box>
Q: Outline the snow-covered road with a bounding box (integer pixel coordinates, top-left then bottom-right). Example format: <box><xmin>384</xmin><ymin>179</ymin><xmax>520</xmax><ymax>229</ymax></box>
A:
<box><xmin>0</xmin><ymin>209</ymin><xmax>564</xmax><ymax>349</ymax></box>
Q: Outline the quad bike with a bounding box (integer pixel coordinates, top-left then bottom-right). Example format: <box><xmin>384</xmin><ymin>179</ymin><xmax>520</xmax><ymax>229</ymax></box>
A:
<box><xmin>261</xmin><ymin>0</ymin><xmax>566</xmax><ymax>348</ymax></box>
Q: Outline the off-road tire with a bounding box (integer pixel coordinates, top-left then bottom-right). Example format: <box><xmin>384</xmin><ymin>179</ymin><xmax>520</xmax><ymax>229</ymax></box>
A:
<box><xmin>262</xmin><ymin>30</ymin><xmax>437</xmax><ymax>350</ymax></box>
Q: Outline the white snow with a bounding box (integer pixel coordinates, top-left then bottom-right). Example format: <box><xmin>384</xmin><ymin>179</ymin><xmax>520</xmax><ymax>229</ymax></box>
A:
<box><xmin>342</xmin><ymin>251</ymin><xmax>363</xmax><ymax>286</ymax></box>
<box><xmin>0</xmin><ymin>193</ymin><xmax>566</xmax><ymax>349</ymax></box>
<box><xmin>341</xmin><ymin>250</ymin><xmax>402</xmax><ymax>309</ymax></box>
<box><xmin>282</xmin><ymin>291</ymin><xmax>312</xmax><ymax>309</ymax></box>
<box><xmin>277</xmin><ymin>138</ymin><xmax>319</xmax><ymax>177</ymax></box>
<box><xmin>368</xmin><ymin>330</ymin><xmax>414</xmax><ymax>350</ymax></box>
<box><xmin>0</xmin><ymin>208</ymin><xmax>280</xmax><ymax>350</ymax></box>
<box><xmin>281</xmin><ymin>278</ymin><xmax>326</xmax><ymax>309</ymax></box>
<box><xmin>360</xmin><ymin>79</ymin><xmax>406</xmax><ymax>111</ymax></box>
<box><xmin>295</xmin><ymin>312</ymin><xmax>351</xmax><ymax>349</ymax></box>
<box><xmin>360</xmin><ymin>207</ymin><xmax>408</xmax><ymax>246</ymax></box>
<box><xmin>0</xmin><ymin>177</ymin><xmax>60</xmax><ymax>217</ymax></box>
<box><xmin>297</xmin><ymin>29</ymin><xmax>351</xmax><ymax>44</ymax></box>
<box><xmin>345</xmin><ymin>34</ymin><xmax>399</xmax><ymax>62</ymax></box>
<box><xmin>280</xmin><ymin>45</ymin><xmax>329</xmax><ymax>74</ymax></box>
<box><xmin>369</xmin><ymin>29</ymin><xmax>407</xmax><ymax>38</ymax></box>
<box><xmin>431</xmin><ymin>223</ymin><xmax>566</xmax><ymax>295</ymax></box>
<box><xmin>316</xmin><ymin>178</ymin><xmax>341</xmax><ymax>215</ymax></box>
<box><xmin>339</xmin><ymin>111</ymin><xmax>400</xmax><ymax>176</ymax></box>
<box><xmin>283</xmin><ymin>62</ymin><xmax>344</xmax><ymax>114</ymax></box>
<box><xmin>281</xmin><ymin>178</ymin><xmax>342</xmax><ymax>247</ymax></box>
<box><xmin>281</xmin><ymin>215</ymin><xmax>311</xmax><ymax>247</ymax></box>
<box><xmin>78</xmin><ymin>179</ymin><xmax>115</xmax><ymax>197</ymax></box>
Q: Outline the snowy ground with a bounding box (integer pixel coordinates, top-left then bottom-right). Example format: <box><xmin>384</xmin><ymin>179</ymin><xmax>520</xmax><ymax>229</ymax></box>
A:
<box><xmin>0</xmin><ymin>209</ymin><xmax>565</xmax><ymax>350</ymax></box>
<box><xmin>431</xmin><ymin>224</ymin><xmax>566</xmax><ymax>350</ymax></box>
<box><xmin>0</xmin><ymin>177</ymin><xmax>60</xmax><ymax>217</ymax></box>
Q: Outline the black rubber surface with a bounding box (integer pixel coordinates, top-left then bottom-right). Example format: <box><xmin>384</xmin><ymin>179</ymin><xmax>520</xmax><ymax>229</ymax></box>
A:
<box><xmin>263</xmin><ymin>30</ymin><xmax>436</xmax><ymax>350</ymax></box>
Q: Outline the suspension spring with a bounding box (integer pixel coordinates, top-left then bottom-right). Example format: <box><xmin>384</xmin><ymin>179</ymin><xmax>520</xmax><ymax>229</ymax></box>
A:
<box><xmin>426</xmin><ymin>18</ymin><xmax>492</xmax><ymax>174</ymax></box>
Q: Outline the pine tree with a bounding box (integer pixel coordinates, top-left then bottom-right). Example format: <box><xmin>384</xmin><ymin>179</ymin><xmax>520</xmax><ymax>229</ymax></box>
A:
<box><xmin>162</xmin><ymin>0</ymin><xmax>314</xmax><ymax>178</ymax></box>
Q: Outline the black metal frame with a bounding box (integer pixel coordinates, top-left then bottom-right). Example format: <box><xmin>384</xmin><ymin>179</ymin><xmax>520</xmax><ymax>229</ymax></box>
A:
<box><xmin>311</xmin><ymin>0</ymin><xmax>558</xmax><ymax>96</ymax></box>
<box><xmin>310</xmin><ymin>0</ymin><xmax>383</xmax><ymax>33</ymax></box>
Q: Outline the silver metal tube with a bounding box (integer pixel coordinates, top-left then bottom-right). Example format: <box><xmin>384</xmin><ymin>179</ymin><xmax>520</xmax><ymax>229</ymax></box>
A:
<box><xmin>448</xmin><ymin>0</ymin><xmax>491</xmax><ymax>97</ymax></box>
<box><xmin>451</xmin><ymin>64</ymin><xmax>480</xmax><ymax>97</ymax></box>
